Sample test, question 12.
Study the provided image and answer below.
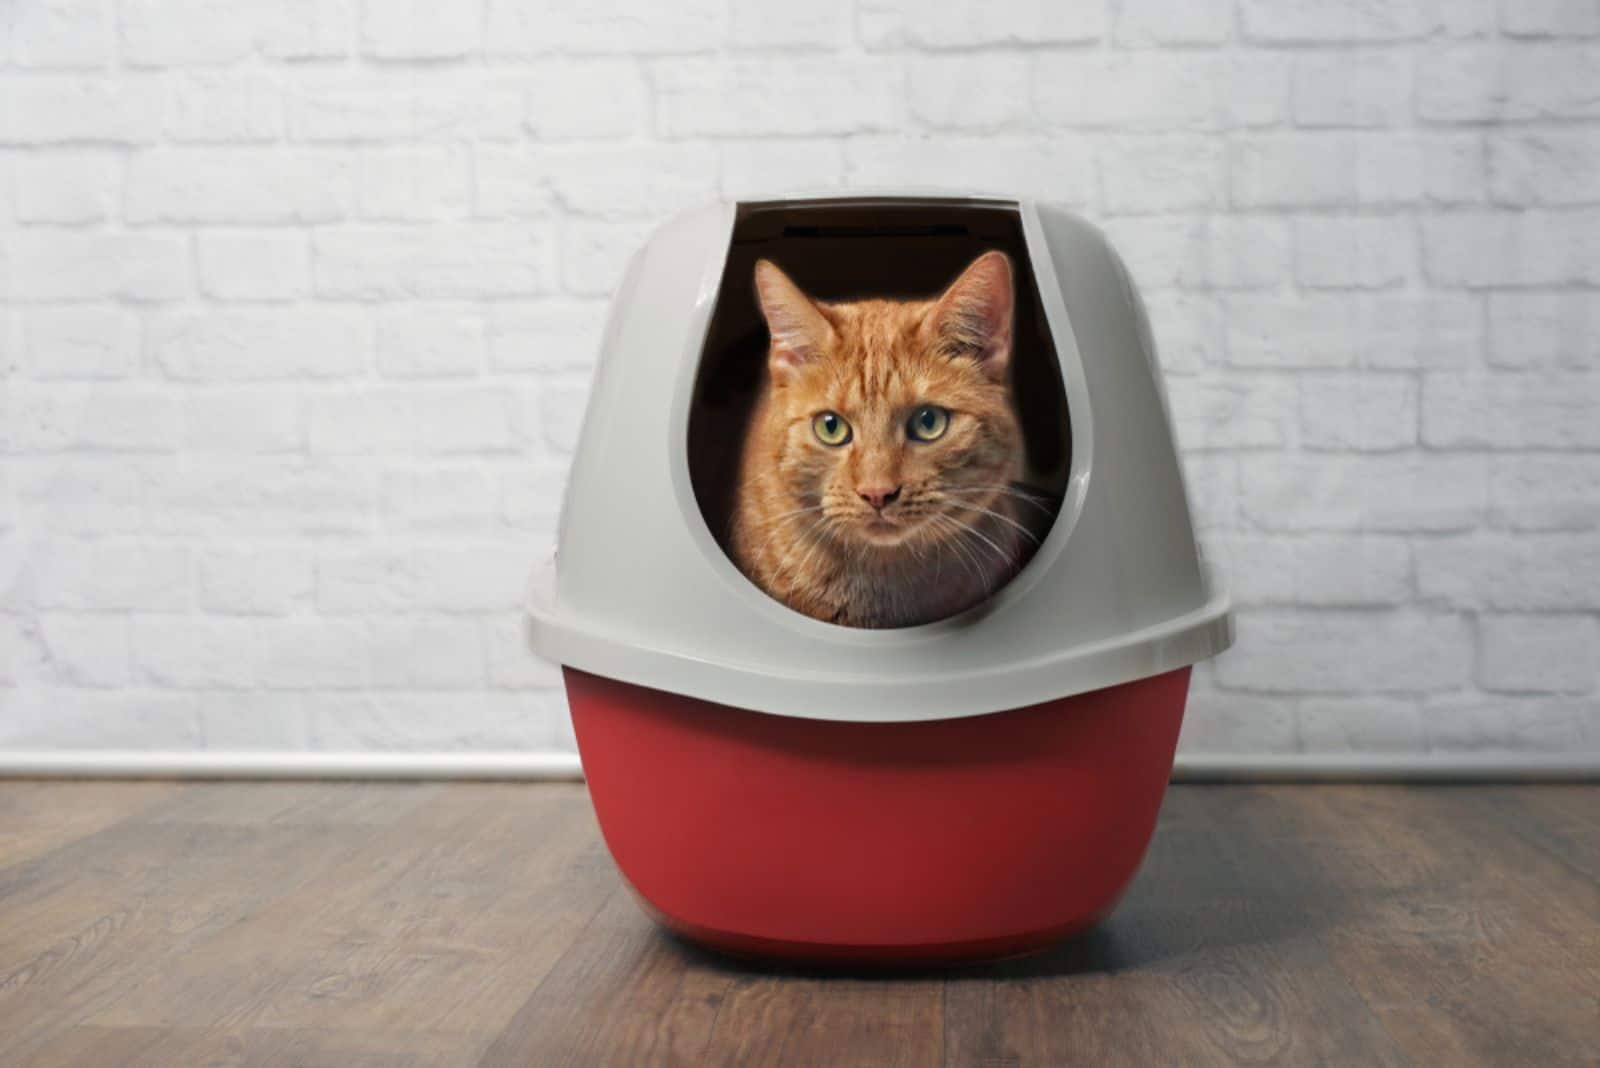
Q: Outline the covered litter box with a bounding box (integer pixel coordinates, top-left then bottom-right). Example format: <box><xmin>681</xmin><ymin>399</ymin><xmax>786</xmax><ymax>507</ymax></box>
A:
<box><xmin>526</xmin><ymin>195</ymin><xmax>1232</xmax><ymax>964</ymax></box>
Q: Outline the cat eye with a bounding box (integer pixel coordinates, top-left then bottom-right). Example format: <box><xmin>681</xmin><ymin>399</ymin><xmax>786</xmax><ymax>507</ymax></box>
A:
<box><xmin>812</xmin><ymin>411</ymin><xmax>852</xmax><ymax>446</ymax></box>
<box><xmin>906</xmin><ymin>405</ymin><xmax>950</xmax><ymax>442</ymax></box>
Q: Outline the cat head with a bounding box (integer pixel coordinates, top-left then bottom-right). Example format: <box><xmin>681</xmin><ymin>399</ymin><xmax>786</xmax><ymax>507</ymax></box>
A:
<box><xmin>750</xmin><ymin>250</ymin><xmax>1023</xmax><ymax>551</ymax></box>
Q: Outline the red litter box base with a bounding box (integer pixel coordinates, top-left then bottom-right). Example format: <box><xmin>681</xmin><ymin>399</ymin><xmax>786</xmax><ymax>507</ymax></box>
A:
<box><xmin>566</xmin><ymin>665</ymin><xmax>1190</xmax><ymax>966</ymax></box>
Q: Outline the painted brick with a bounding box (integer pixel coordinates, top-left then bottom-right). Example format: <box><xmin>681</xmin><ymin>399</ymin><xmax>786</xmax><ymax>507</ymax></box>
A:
<box><xmin>1488</xmin><ymin>130</ymin><xmax>1600</xmax><ymax>206</ymax></box>
<box><xmin>1099</xmin><ymin>137</ymin><xmax>1226</xmax><ymax>215</ymax></box>
<box><xmin>1167</xmin><ymin>376</ymin><xmax>1296</xmax><ymax>450</ymax></box>
<box><xmin>6</xmin><ymin>233</ymin><xmax>189</xmax><ymax>302</ymax></box>
<box><xmin>732</xmin><ymin>0</ymin><xmax>850</xmax><ymax>47</ymax></box>
<box><xmin>1116</xmin><ymin>0</ymin><xmax>1232</xmax><ymax>45</ymax></box>
<box><xmin>558</xmin><ymin>219</ymin><xmax>653</xmax><ymax>297</ymax></box>
<box><xmin>183</xmin><ymin>389</ymin><xmax>303</xmax><ymax>453</ymax></box>
<box><xmin>861</xmin><ymin>0</ymin><xmax>1106</xmax><ymax>49</ymax></box>
<box><xmin>1216</xmin><ymin>534</ymin><xmax>1413</xmax><ymax>607</ymax></box>
<box><xmin>260</xmin><ymin>0</ymin><xmax>357</xmax><ymax>59</ymax></box>
<box><xmin>287</xmin><ymin>81</ymin><xmax>521</xmax><ymax>143</ymax></box>
<box><xmin>472</xmin><ymin>146</ymin><xmax>558</xmax><ymax>219</ymax></box>
<box><xmin>380</xmin><ymin>468</ymin><xmax>497</xmax><ymax>531</ymax></box>
<box><xmin>197</xmin><ymin>547</ymin><xmax>315</xmax><ymax>615</ymax></box>
<box><xmin>1240</xmin><ymin>0</ymin><xmax>1427</xmax><ymax>42</ymax></box>
<box><xmin>524</xmin><ymin>61</ymin><xmax>651</xmax><ymax>141</ymax></box>
<box><xmin>409</xmin><ymin>544</ymin><xmax>532</xmax><ymax>612</ymax></box>
<box><xmin>1299</xmin><ymin>373</ymin><xmax>1419</xmax><ymax>451</ymax></box>
<box><xmin>1425</xmin><ymin>695</ymin><xmax>1595</xmax><ymax>752</ymax></box>
<box><xmin>1035</xmin><ymin>54</ymin><xmax>1267</xmax><ymax>130</ymax></box>
<box><xmin>1237</xmin><ymin>454</ymin><xmax>1488</xmax><ymax>532</ymax></box>
<box><xmin>37</xmin><ymin>615</ymin><xmax>130</xmax><ymax>688</ymax></box>
<box><xmin>368</xmin><ymin>619</ymin><xmax>485</xmax><ymax>688</ymax></box>
<box><xmin>24</xmin><ymin>308</ymin><xmax>138</xmax><ymax>379</ymax></box>
<box><xmin>314</xmin><ymin>226</ymin><xmax>555</xmax><ymax>299</ymax></box>
<box><xmin>197</xmin><ymin>232</ymin><xmax>311</xmax><ymax>302</ymax></box>
<box><xmin>14</xmin><ymin>151</ymin><xmax>118</xmax><ymax>223</ymax></box>
<box><xmin>413</xmin><ymin>387</ymin><xmax>521</xmax><ymax>454</ymax></box>
<box><xmin>1424</xmin><ymin>210</ymin><xmax>1600</xmax><ymax>286</ymax></box>
<box><xmin>845</xmin><ymin>137</ymin><xmax>1095</xmax><ymax>207</ymax></box>
<box><xmin>483</xmin><ymin>0</ymin><xmax>725</xmax><ymax>56</ymax></box>
<box><xmin>362</xmin><ymin>0</ymin><xmax>481</xmax><ymax>59</ymax></box>
<box><xmin>1216</xmin><ymin>611</ymin><xmax>1473</xmax><ymax>693</ymax></box>
<box><xmin>488</xmin><ymin>302</ymin><xmax>607</xmax><ymax>374</ymax></box>
<box><xmin>1292</xmin><ymin>52</ymin><xmax>1412</xmax><ymax>127</ymax></box>
<box><xmin>33</xmin><ymin>540</ymin><xmax>190</xmax><ymax>611</ymax></box>
<box><xmin>1143</xmin><ymin>292</ymin><xmax>1223</xmax><ymax>374</ymax></box>
<box><xmin>1416</xmin><ymin>535</ymin><xmax>1600</xmax><ymax>610</ymax></box>
<box><xmin>142</xmin><ymin>459</ymin><xmax>375</xmax><ymax>535</ymax></box>
<box><xmin>654</xmin><ymin>60</ymin><xmax>905</xmax><ymax>137</ymax></box>
<box><xmin>1230</xmin><ymin>134</ymin><xmax>1358</xmax><ymax>207</ymax></box>
<box><xmin>1294</xmin><ymin>217</ymin><xmax>1415</xmax><ymax>289</ymax></box>
<box><xmin>1177</xmin><ymin>692</ymin><xmax>1299</xmax><ymax>754</ymax></box>
<box><xmin>537</xmin><ymin>144</ymin><xmax>719</xmax><ymax>218</ymax></box>
<box><xmin>376</xmin><ymin>305</ymin><xmax>485</xmax><ymax>379</ymax></box>
<box><xmin>8</xmin><ymin>461</ymin><xmax>144</xmax><ymax>534</ymax></box>
<box><xmin>1488</xmin><ymin>294</ymin><xmax>1600</xmax><ymax>369</ymax></box>
<box><xmin>1418</xmin><ymin>45</ymin><xmax>1600</xmax><ymax>121</ymax></box>
<box><xmin>127</xmin><ymin>148</ymin><xmax>352</xmax><ymax>224</ymax></box>
<box><xmin>1479</xmin><ymin>615</ymin><xmax>1598</xmax><ymax>693</ymax></box>
<box><xmin>907</xmin><ymin>56</ymin><xmax>1030</xmax><ymax>130</ymax></box>
<box><xmin>150</xmin><ymin>310</ymin><xmax>369</xmax><ymax>382</ymax></box>
<box><xmin>5</xmin><ymin>0</ymin><xmax>113</xmax><ymax>69</ymax></box>
<box><xmin>1104</xmin><ymin>216</ymin><xmax>1289</xmax><ymax>290</ymax></box>
<box><xmin>1352</xmin><ymin>132</ymin><xmax>1487</xmax><ymax>206</ymax></box>
<box><xmin>1489</xmin><ymin>455</ymin><xmax>1600</xmax><ymax>531</ymax></box>
<box><xmin>1501</xmin><ymin>0</ymin><xmax>1600</xmax><ymax>37</ymax></box>
<box><xmin>356</xmin><ymin>146</ymin><xmax>471</xmax><ymax>221</ymax></box>
<box><xmin>1225</xmin><ymin>294</ymin><xmax>1480</xmax><ymax>370</ymax></box>
<box><xmin>1299</xmin><ymin>698</ymin><xmax>1426</xmax><ymax>752</ymax></box>
<box><xmin>1422</xmin><ymin>372</ymin><xmax>1600</xmax><ymax>448</ymax></box>
<box><xmin>164</xmin><ymin>73</ymin><xmax>283</xmax><ymax>143</ymax></box>
<box><xmin>259</xmin><ymin>622</ymin><xmax>369</xmax><ymax>689</ymax></box>
<box><xmin>120</xmin><ymin>0</ymin><xmax>261</xmax><ymax>67</ymax></box>
<box><xmin>0</xmin><ymin>76</ymin><xmax>162</xmax><ymax>143</ymax></box>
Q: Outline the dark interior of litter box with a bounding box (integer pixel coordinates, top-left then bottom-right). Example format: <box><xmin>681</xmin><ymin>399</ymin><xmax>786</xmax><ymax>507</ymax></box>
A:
<box><xmin>688</xmin><ymin>198</ymin><xmax>1073</xmax><ymax>568</ymax></box>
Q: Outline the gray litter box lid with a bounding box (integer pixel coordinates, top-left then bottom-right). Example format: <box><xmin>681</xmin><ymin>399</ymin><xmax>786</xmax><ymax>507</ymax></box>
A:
<box><xmin>525</xmin><ymin>194</ymin><xmax>1232</xmax><ymax>723</ymax></box>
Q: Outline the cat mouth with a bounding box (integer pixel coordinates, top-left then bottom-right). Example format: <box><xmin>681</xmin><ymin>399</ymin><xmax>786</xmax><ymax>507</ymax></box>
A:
<box><xmin>857</xmin><ymin>512</ymin><xmax>918</xmax><ymax>546</ymax></box>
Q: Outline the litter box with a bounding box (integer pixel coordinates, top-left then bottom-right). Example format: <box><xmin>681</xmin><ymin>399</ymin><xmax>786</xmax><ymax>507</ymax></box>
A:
<box><xmin>525</xmin><ymin>194</ymin><xmax>1232</xmax><ymax>964</ymax></box>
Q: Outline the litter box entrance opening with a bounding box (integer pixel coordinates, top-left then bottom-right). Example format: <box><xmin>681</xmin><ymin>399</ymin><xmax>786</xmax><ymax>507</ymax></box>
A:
<box><xmin>687</xmin><ymin>198</ymin><xmax>1072</xmax><ymax>628</ymax></box>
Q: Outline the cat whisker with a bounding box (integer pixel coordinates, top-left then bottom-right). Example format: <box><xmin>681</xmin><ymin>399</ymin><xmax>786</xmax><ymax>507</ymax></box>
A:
<box><xmin>935</xmin><ymin>497</ymin><xmax>1041</xmax><ymax>545</ymax></box>
<box><xmin>750</xmin><ymin>507</ymin><xmax>823</xmax><ymax>565</ymax></box>
<box><xmin>929</xmin><ymin>515</ymin><xmax>987</xmax><ymax>589</ymax></box>
<box><xmin>942</xmin><ymin>485</ymin><xmax>1056</xmax><ymax>514</ymax></box>
<box><xmin>936</xmin><ymin>512</ymin><xmax>1013</xmax><ymax>571</ymax></box>
<box><xmin>774</xmin><ymin>516</ymin><xmax>834</xmax><ymax>584</ymax></box>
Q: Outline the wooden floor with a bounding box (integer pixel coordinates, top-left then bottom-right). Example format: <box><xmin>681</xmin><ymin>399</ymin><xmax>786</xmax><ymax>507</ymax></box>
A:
<box><xmin>0</xmin><ymin>782</ymin><xmax>1595</xmax><ymax>1067</ymax></box>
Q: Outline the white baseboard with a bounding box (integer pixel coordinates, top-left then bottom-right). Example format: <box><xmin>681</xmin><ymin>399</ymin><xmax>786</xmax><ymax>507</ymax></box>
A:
<box><xmin>0</xmin><ymin>750</ymin><xmax>1596</xmax><ymax>781</ymax></box>
<box><xmin>1173</xmin><ymin>752</ymin><xmax>1600</xmax><ymax>782</ymax></box>
<box><xmin>0</xmin><ymin>751</ymin><xmax>587</xmax><ymax>780</ymax></box>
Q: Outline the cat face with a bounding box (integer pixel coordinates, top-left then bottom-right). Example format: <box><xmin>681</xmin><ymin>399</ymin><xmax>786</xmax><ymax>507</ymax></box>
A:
<box><xmin>752</xmin><ymin>252</ymin><xmax>1023</xmax><ymax>551</ymax></box>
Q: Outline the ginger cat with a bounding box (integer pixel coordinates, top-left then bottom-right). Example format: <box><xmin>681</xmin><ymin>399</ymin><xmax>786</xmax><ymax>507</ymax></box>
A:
<box><xmin>730</xmin><ymin>251</ymin><xmax>1047</xmax><ymax>628</ymax></box>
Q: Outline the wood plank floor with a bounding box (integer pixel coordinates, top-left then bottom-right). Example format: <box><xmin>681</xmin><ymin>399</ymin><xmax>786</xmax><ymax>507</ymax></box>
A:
<box><xmin>0</xmin><ymin>782</ymin><xmax>1595</xmax><ymax>1066</ymax></box>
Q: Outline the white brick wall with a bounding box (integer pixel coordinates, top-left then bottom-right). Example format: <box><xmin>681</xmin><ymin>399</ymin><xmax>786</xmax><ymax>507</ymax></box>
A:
<box><xmin>2</xmin><ymin>0</ymin><xmax>1597</xmax><ymax>763</ymax></box>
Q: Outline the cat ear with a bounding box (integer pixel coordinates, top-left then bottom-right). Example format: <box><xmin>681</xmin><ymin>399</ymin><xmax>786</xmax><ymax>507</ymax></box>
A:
<box><xmin>754</xmin><ymin>259</ymin><xmax>832</xmax><ymax>383</ymax></box>
<box><xmin>930</xmin><ymin>250</ymin><xmax>1014</xmax><ymax>381</ymax></box>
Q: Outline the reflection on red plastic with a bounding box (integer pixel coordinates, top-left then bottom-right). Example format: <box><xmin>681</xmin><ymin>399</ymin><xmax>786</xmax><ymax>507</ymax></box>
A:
<box><xmin>566</xmin><ymin>665</ymin><xmax>1190</xmax><ymax>965</ymax></box>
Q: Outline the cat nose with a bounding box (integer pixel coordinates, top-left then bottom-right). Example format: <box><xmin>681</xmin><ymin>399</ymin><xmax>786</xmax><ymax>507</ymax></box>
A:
<box><xmin>859</xmin><ymin>485</ymin><xmax>901</xmax><ymax>510</ymax></box>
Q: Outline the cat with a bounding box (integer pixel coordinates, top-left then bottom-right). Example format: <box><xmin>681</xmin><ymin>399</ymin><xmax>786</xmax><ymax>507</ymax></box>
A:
<box><xmin>729</xmin><ymin>250</ymin><xmax>1050</xmax><ymax>629</ymax></box>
